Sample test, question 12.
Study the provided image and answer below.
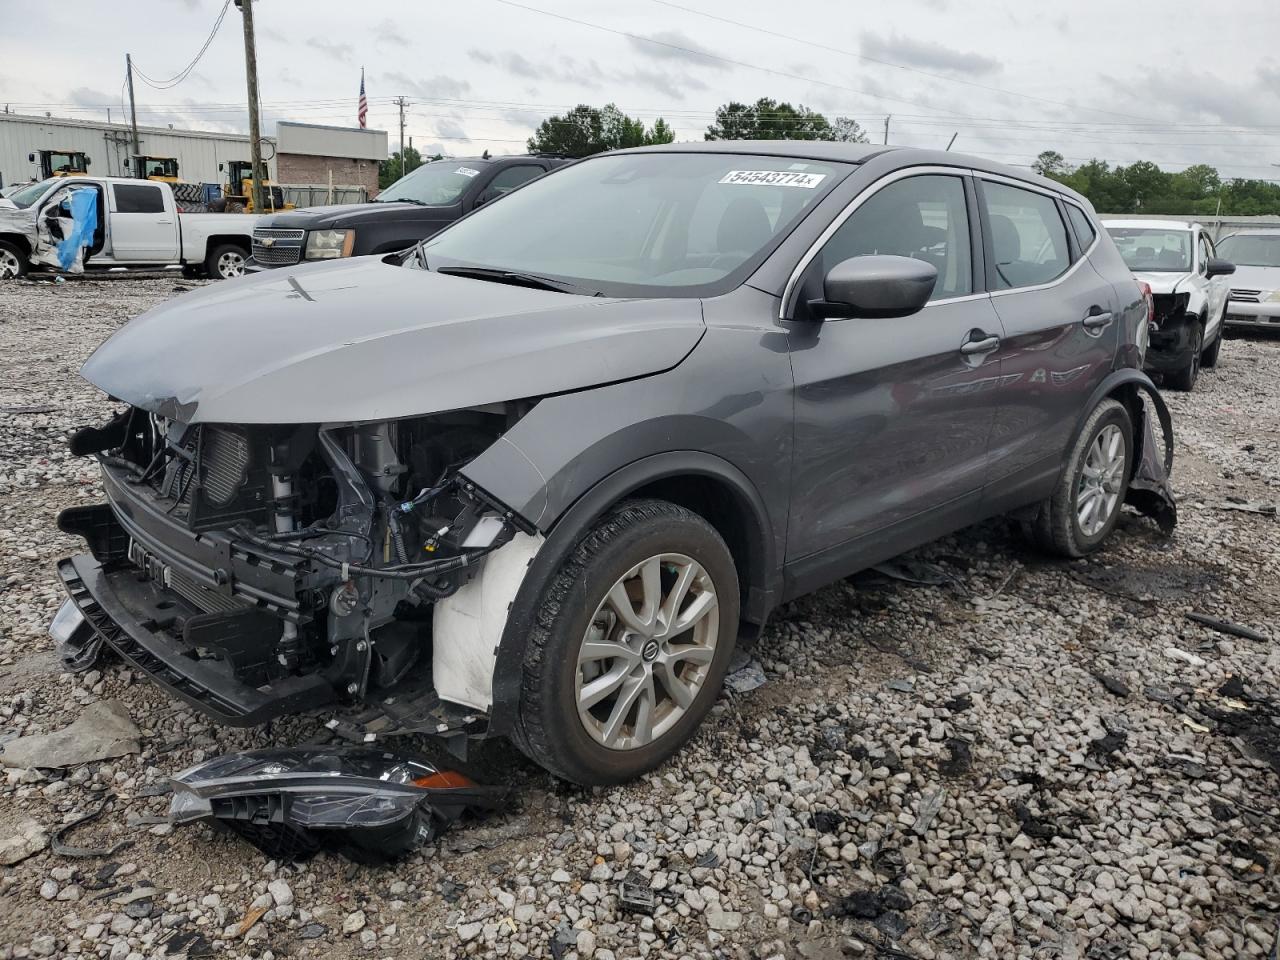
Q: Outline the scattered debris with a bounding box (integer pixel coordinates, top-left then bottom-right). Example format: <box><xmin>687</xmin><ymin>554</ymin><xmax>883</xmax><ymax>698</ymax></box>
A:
<box><xmin>1186</xmin><ymin>612</ymin><xmax>1270</xmax><ymax>643</ymax></box>
<box><xmin>1096</xmin><ymin>674</ymin><xmax>1131</xmax><ymax>698</ymax></box>
<box><xmin>51</xmin><ymin>798</ymin><xmax>133</xmax><ymax>859</ymax></box>
<box><xmin>1089</xmin><ymin>732</ymin><xmax>1127</xmax><ymax>758</ymax></box>
<box><xmin>618</xmin><ymin>871</ymin><xmax>657</xmax><ymax>915</ymax></box>
<box><xmin>236</xmin><ymin>904</ymin><xmax>269</xmax><ymax>937</ymax></box>
<box><xmin>0</xmin><ymin>820</ymin><xmax>50</xmax><ymax>866</ymax></box>
<box><xmin>0</xmin><ymin>403</ymin><xmax>56</xmax><ymax>414</ymax></box>
<box><xmin>865</xmin><ymin>559</ymin><xmax>952</xmax><ymax>587</ymax></box>
<box><xmin>1219</xmin><ymin>676</ymin><xmax>1247</xmax><ymax>699</ymax></box>
<box><xmin>0</xmin><ymin>700</ymin><xmax>140</xmax><ymax>769</ymax></box>
<box><xmin>1013</xmin><ymin>803</ymin><xmax>1061</xmax><ymax>840</ymax></box>
<box><xmin>1164</xmin><ymin>646</ymin><xmax>1208</xmax><ymax>668</ymax></box>
<box><xmin>1124</xmin><ymin>386</ymin><xmax>1178</xmax><ymax>533</ymax></box>
<box><xmin>723</xmin><ymin>653</ymin><xmax>767</xmax><ymax>695</ymax></box>
<box><xmin>160</xmin><ymin>930</ymin><xmax>215</xmax><ymax>957</ymax></box>
<box><xmin>913</xmin><ymin>787</ymin><xmax>946</xmax><ymax>836</ymax></box>
<box><xmin>811</xmin><ymin>810</ymin><xmax>845</xmax><ymax>834</ymax></box>
<box><xmin>944</xmin><ymin>693</ymin><xmax>973</xmax><ymax>713</ymax></box>
<box><xmin>826</xmin><ymin>884</ymin><xmax>913</xmax><ymax>920</ymax></box>
<box><xmin>1211</xmin><ymin>498</ymin><xmax>1278</xmax><ymax>517</ymax></box>
<box><xmin>168</xmin><ymin>747</ymin><xmax>506</xmax><ymax>863</ymax></box>
<box><xmin>884</xmin><ymin>678</ymin><xmax>915</xmax><ymax>694</ymax></box>
<box><xmin>938</xmin><ymin>738</ymin><xmax>973</xmax><ymax>778</ymax></box>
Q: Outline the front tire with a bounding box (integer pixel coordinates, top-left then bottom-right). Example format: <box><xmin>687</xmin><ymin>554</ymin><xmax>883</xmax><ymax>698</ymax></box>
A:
<box><xmin>1201</xmin><ymin>320</ymin><xmax>1223</xmax><ymax>369</ymax></box>
<box><xmin>516</xmin><ymin>499</ymin><xmax>740</xmax><ymax>786</ymax></box>
<box><xmin>1028</xmin><ymin>399</ymin><xmax>1133</xmax><ymax>558</ymax></box>
<box><xmin>0</xmin><ymin>240</ymin><xmax>28</xmax><ymax>280</ymax></box>
<box><xmin>206</xmin><ymin>243</ymin><xmax>247</xmax><ymax>280</ymax></box>
<box><xmin>1167</xmin><ymin>319</ymin><xmax>1203</xmax><ymax>391</ymax></box>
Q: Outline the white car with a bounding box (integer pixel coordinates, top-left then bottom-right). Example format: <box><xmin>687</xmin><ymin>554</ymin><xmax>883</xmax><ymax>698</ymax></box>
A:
<box><xmin>0</xmin><ymin>176</ymin><xmax>258</xmax><ymax>281</ymax></box>
<box><xmin>1217</xmin><ymin>232</ymin><xmax>1280</xmax><ymax>330</ymax></box>
<box><xmin>1103</xmin><ymin>218</ymin><xmax>1235</xmax><ymax>391</ymax></box>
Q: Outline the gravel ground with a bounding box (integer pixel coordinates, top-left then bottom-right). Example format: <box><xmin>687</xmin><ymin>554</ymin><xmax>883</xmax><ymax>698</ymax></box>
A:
<box><xmin>1</xmin><ymin>277</ymin><xmax>1279</xmax><ymax>960</ymax></box>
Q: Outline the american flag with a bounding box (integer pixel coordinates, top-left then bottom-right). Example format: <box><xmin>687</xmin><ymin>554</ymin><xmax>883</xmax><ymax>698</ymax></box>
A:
<box><xmin>357</xmin><ymin>69</ymin><xmax>368</xmax><ymax>129</ymax></box>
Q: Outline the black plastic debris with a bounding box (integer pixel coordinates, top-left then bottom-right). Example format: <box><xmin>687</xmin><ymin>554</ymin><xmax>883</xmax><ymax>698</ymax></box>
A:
<box><xmin>943</xmin><ymin>693</ymin><xmax>973</xmax><ymax>713</ymax></box>
<box><xmin>938</xmin><ymin>739</ymin><xmax>972</xmax><ymax>778</ymax></box>
<box><xmin>52</xmin><ymin>798</ymin><xmax>134</xmax><ymax>859</ymax></box>
<box><xmin>48</xmin><ymin>599</ymin><xmax>108</xmax><ymax>674</ymax></box>
<box><xmin>826</xmin><ymin>884</ymin><xmax>912</xmax><ymax>920</ymax></box>
<box><xmin>1124</xmin><ymin>384</ymin><xmax>1178</xmax><ymax>533</ymax></box>
<box><xmin>810</xmin><ymin>810</ymin><xmax>845</xmax><ymax>834</ymax></box>
<box><xmin>168</xmin><ymin>747</ymin><xmax>506</xmax><ymax>863</ymax></box>
<box><xmin>1219</xmin><ymin>676</ymin><xmax>1247</xmax><ymax>699</ymax></box>
<box><xmin>1013</xmin><ymin>803</ymin><xmax>1059</xmax><ymax>840</ymax></box>
<box><xmin>1089</xmin><ymin>732</ymin><xmax>1127</xmax><ymax>759</ymax></box>
<box><xmin>619</xmin><ymin>871</ymin><xmax>657</xmax><ymax>916</ymax></box>
<box><xmin>1097</xmin><ymin>674</ymin><xmax>1131</xmax><ymax>698</ymax></box>
<box><xmin>1186</xmin><ymin>613</ymin><xmax>1271</xmax><ymax>644</ymax></box>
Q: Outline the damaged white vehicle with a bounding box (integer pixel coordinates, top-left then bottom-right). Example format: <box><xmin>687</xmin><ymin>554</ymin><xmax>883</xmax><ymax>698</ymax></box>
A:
<box><xmin>0</xmin><ymin>176</ymin><xmax>258</xmax><ymax>280</ymax></box>
<box><xmin>1103</xmin><ymin>219</ymin><xmax>1235</xmax><ymax>390</ymax></box>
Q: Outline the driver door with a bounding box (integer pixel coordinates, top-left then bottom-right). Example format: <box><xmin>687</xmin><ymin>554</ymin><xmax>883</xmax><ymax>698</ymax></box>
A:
<box><xmin>785</xmin><ymin>171</ymin><xmax>1004</xmax><ymax>575</ymax></box>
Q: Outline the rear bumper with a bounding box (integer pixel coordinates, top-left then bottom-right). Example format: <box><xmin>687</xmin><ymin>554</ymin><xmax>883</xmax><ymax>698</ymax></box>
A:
<box><xmin>1225</xmin><ymin>301</ymin><xmax>1280</xmax><ymax>327</ymax></box>
<box><xmin>55</xmin><ymin>554</ymin><xmax>334</xmax><ymax>725</ymax></box>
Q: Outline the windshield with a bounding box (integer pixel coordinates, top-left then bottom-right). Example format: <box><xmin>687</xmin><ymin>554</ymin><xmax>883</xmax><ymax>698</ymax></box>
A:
<box><xmin>1217</xmin><ymin>234</ymin><xmax>1280</xmax><ymax>269</ymax></box>
<box><xmin>421</xmin><ymin>152</ymin><xmax>847</xmax><ymax>297</ymax></box>
<box><xmin>6</xmin><ymin>179</ymin><xmax>56</xmax><ymax>209</ymax></box>
<box><xmin>1106</xmin><ymin>227</ymin><xmax>1192</xmax><ymax>272</ymax></box>
<box><xmin>377</xmin><ymin>160</ymin><xmax>490</xmax><ymax>205</ymax></box>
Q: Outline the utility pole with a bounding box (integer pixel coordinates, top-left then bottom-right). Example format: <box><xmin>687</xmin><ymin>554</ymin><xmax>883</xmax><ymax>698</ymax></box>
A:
<box><xmin>397</xmin><ymin>96</ymin><xmax>407</xmax><ymax>180</ymax></box>
<box><xmin>883</xmin><ymin>115</ymin><xmax>891</xmax><ymax>146</ymax></box>
<box><xmin>236</xmin><ymin>0</ymin><xmax>265</xmax><ymax>213</ymax></box>
<box><xmin>125</xmin><ymin>54</ymin><xmax>141</xmax><ymax>167</ymax></box>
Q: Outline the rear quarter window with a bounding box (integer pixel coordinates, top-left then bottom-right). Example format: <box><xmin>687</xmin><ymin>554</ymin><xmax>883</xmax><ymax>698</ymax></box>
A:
<box><xmin>1065</xmin><ymin>203</ymin><xmax>1097</xmax><ymax>250</ymax></box>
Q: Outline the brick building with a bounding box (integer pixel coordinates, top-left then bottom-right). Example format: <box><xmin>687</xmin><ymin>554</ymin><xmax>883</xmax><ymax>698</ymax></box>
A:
<box><xmin>274</xmin><ymin>121</ymin><xmax>387</xmax><ymax>199</ymax></box>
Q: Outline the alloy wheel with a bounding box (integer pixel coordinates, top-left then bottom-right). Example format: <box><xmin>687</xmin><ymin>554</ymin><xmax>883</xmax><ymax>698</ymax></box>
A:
<box><xmin>575</xmin><ymin>554</ymin><xmax>719</xmax><ymax>751</ymax></box>
<box><xmin>217</xmin><ymin>251</ymin><xmax>246</xmax><ymax>278</ymax></box>
<box><xmin>0</xmin><ymin>249</ymin><xmax>20</xmax><ymax>280</ymax></box>
<box><xmin>1076</xmin><ymin>423</ymin><xmax>1125</xmax><ymax>537</ymax></box>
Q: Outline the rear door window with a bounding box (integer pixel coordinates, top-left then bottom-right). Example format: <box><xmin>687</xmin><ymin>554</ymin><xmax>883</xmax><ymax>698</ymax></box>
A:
<box><xmin>112</xmin><ymin>183</ymin><xmax>165</xmax><ymax>214</ymax></box>
<box><xmin>980</xmin><ymin>181</ymin><xmax>1072</xmax><ymax>289</ymax></box>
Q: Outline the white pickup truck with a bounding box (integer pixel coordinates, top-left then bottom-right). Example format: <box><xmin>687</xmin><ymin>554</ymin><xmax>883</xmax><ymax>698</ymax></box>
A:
<box><xmin>0</xmin><ymin>176</ymin><xmax>259</xmax><ymax>281</ymax></box>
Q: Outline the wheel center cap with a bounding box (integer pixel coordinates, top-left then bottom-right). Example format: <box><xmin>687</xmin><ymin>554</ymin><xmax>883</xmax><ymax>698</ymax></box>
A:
<box><xmin>640</xmin><ymin>639</ymin><xmax>660</xmax><ymax>663</ymax></box>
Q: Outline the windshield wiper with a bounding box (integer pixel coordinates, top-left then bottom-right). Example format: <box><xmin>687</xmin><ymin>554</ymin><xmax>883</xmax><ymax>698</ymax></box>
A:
<box><xmin>435</xmin><ymin>265</ymin><xmax>593</xmax><ymax>296</ymax></box>
<box><xmin>375</xmin><ymin>197</ymin><xmax>427</xmax><ymax>205</ymax></box>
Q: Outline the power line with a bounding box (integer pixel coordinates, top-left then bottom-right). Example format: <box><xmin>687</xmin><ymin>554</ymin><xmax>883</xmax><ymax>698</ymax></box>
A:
<box><xmin>648</xmin><ymin>0</ymin><xmax>1152</xmax><ymax>123</ymax></box>
<box><xmin>131</xmin><ymin>0</ymin><xmax>233</xmax><ymax>90</ymax></box>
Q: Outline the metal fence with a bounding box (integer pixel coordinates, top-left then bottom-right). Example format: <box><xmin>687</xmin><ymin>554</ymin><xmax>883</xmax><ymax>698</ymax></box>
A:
<box><xmin>280</xmin><ymin>184</ymin><xmax>369</xmax><ymax>209</ymax></box>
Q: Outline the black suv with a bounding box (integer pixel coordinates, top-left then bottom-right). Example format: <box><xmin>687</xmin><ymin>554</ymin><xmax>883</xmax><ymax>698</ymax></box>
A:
<box><xmin>247</xmin><ymin>154</ymin><xmax>570</xmax><ymax>270</ymax></box>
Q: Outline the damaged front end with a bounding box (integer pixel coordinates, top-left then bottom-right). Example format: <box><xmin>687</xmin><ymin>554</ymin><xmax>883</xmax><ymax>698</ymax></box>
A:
<box><xmin>53</xmin><ymin>403</ymin><xmax>539</xmax><ymax>748</ymax></box>
<box><xmin>1144</xmin><ymin>291</ymin><xmax>1197</xmax><ymax>375</ymax></box>
<box><xmin>168</xmin><ymin>747</ymin><xmax>506</xmax><ymax>863</ymax></box>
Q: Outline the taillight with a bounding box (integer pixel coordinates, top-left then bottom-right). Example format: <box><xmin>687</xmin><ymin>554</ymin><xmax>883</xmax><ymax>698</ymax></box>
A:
<box><xmin>1138</xmin><ymin>281</ymin><xmax>1154</xmax><ymax>324</ymax></box>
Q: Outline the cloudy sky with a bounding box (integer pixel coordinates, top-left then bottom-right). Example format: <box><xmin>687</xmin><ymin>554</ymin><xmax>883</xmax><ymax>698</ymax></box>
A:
<box><xmin>3</xmin><ymin>0</ymin><xmax>1279</xmax><ymax>180</ymax></box>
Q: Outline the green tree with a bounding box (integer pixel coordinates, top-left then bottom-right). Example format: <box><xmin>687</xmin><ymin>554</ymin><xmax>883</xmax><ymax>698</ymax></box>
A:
<box><xmin>705</xmin><ymin>98</ymin><xmax>832</xmax><ymax>140</ymax></box>
<box><xmin>527</xmin><ymin>104</ymin><xmax>675</xmax><ymax>158</ymax></box>
<box><xmin>829</xmin><ymin>116</ymin><xmax>870</xmax><ymax>143</ymax></box>
<box><xmin>379</xmin><ymin>146</ymin><xmax>435</xmax><ymax>190</ymax></box>
<box><xmin>1032</xmin><ymin>150</ymin><xmax>1070</xmax><ymax>178</ymax></box>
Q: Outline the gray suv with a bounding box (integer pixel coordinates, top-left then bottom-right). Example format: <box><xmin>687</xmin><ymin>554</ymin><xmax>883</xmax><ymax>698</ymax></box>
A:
<box><xmin>53</xmin><ymin>142</ymin><xmax>1154</xmax><ymax>786</ymax></box>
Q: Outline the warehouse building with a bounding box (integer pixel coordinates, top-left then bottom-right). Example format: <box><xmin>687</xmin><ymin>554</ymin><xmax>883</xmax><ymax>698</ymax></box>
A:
<box><xmin>0</xmin><ymin>112</ymin><xmax>387</xmax><ymax>201</ymax></box>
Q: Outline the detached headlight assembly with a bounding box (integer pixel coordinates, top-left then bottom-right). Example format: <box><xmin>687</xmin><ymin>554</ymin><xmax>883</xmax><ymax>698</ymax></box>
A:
<box><xmin>305</xmin><ymin>229</ymin><xmax>355</xmax><ymax>260</ymax></box>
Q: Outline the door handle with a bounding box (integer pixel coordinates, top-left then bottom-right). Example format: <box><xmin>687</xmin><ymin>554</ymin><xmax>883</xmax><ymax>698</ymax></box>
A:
<box><xmin>960</xmin><ymin>334</ymin><xmax>1000</xmax><ymax>355</ymax></box>
<box><xmin>1082</xmin><ymin>309</ymin><xmax>1113</xmax><ymax>330</ymax></box>
<box><xmin>156</xmin><ymin>219</ymin><xmax>174</xmax><ymax>224</ymax></box>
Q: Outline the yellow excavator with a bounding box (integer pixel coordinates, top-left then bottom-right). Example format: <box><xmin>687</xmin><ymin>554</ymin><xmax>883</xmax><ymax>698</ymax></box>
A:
<box><xmin>129</xmin><ymin>155</ymin><xmax>181</xmax><ymax>183</ymax></box>
<box><xmin>30</xmin><ymin>150</ymin><xmax>91</xmax><ymax>179</ymax></box>
<box><xmin>219</xmin><ymin>160</ymin><xmax>290</xmax><ymax>213</ymax></box>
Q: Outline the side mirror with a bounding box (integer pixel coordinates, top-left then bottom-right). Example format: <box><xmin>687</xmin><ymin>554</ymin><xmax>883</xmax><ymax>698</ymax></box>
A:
<box><xmin>811</xmin><ymin>255</ymin><xmax>938</xmax><ymax>320</ymax></box>
<box><xmin>85</xmin><ymin>156</ymin><xmax>92</xmax><ymax>165</ymax></box>
<box><xmin>1206</xmin><ymin>257</ymin><xmax>1235</xmax><ymax>278</ymax></box>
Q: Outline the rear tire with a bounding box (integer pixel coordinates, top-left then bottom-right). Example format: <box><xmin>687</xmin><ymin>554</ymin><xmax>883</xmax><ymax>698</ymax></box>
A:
<box><xmin>0</xmin><ymin>240</ymin><xmax>28</xmax><ymax>280</ymax></box>
<box><xmin>516</xmin><ymin>499</ymin><xmax>739</xmax><ymax>786</ymax></box>
<box><xmin>1166</xmin><ymin>319</ymin><xmax>1203</xmax><ymax>391</ymax></box>
<box><xmin>1027</xmin><ymin>399</ymin><xmax>1133</xmax><ymax>558</ymax></box>
<box><xmin>206</xmin><ymin>243</ymin><xmax>246</xmax><ymax>280</ymax></box>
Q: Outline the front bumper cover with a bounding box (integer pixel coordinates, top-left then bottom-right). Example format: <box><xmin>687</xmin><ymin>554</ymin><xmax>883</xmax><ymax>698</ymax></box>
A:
<box><xmin>55</xmin><ymin>555</ymin><xmax>334</xmax><ymax>725</ymax></box>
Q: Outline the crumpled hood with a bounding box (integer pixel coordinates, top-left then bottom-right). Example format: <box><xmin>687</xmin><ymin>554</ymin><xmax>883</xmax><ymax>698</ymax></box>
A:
<box><xmin>80</xmin><ymin>257</ymin><xmax>705</xmax><ymax>424</ymax></box>
<box><xmin>1132</xmin><ymin>271</ymin><xmax>1192</xmax><ymax>295</ymax></box>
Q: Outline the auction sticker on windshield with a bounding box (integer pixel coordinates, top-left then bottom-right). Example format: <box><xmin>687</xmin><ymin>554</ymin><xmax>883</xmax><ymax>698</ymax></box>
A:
<box><xmin>720</xmin><ymin>170</ymin><xmax>826</xmax><ymax>188</ymax></box>
<box><xmin>456</xmin><ymin>167</ymin><xmax>481</xmax><ymax>178</ymax></box>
